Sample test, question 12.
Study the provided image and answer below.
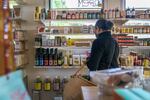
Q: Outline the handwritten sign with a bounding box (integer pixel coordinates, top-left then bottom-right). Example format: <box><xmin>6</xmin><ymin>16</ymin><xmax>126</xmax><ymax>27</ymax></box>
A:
<box><xmin>78</xmin><ymin>0</ymin><xmax>102</xmax><ymax>8</ymax></box>
<box><xmin>51</xmin><ymin>0</ymin><xmax>102</xmax><ymax>8</ymax></box>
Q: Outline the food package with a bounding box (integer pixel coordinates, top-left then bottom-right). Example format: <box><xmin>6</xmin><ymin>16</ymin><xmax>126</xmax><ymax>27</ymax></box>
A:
<box><xmin>74</xmin><ymin>41</ymin><xmax>91</xmax><ymax>47</ymax></box>
<box><xmin>73</xmin><ymin>55</ymin><xmax>80</xmax><ymax>66</ymax></box>
<box><xmin>90</xmin><ymin>68</ymin><xmax>142</xmax><ymax>95</ymax></box>
<box><xmin>90</xmin><ymin>68</ymin><xmax>141</xmax><ymax>85</ymax></box>
<box><xmin>80</xmin><ymin>54</ymin><xmax>87</xmax><ymax>66</ymax></box>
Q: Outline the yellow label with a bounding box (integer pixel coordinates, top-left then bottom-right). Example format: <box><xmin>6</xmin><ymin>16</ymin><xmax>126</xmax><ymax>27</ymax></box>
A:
<box><xmin>143</xmin><ymin>59</ymin><xmax>149</xmax><ymax>68</ymax></box>
<box><xmin>34</xmin><ymin>83</ymin><xmax>41</xmax><ymax>90</ymax></box>
<box><xmin>44</xmin><ymin>83</ymin><xmax>51</xmax><ymax>91</ymax></box>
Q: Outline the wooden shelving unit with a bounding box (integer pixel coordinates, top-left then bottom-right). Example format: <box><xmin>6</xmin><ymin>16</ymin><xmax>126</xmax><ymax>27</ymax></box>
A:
<box><xmin>0</xmin><ymin>1</ymin><xmax>5</xmax><ymax>75</ymax></box>
<box><xmin>0</xmin><ymin>0</ymin><xmax>15</xmax><ymax>75</ymax></box>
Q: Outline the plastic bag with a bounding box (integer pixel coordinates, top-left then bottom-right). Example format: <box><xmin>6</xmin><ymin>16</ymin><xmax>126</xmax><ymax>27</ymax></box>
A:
<box><xmin>0</xmin><ymin>70</ymin><xmax>31</xmax><ymax>100</ymax></box>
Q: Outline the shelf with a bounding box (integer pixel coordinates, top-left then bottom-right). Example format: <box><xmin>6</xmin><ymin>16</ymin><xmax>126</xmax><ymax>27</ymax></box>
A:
<box><xmin>37</xmin><ymin>33</ymin><xmax>94</xmax><ymax>35</ymax></box>
<box><xmin>41</xmin><ymin>18</ymin><xmax>128</xmax><ymax>23</ymax></box>
<box><xmin>11</xmin><ymin>18</ymin><xmax>26</xmax><ymax>22</ymax></box>
<box><xmin>41</xmin><ymin>18</ymin><xmax>150</xmax><ymax>24</ymax></box>
<box><xmin>124</xmin><ymin>33</ymin><xmax>150</xmax><ymax>35</ymax></box>
<box><xmin>15</xmin><ymin>29</ymin><xmax>26</xmax><ymax>32</ymax></box>
<box><xmin>123</xmin><ymin>25</ymin><xmax>150</xmax><ymax>27</ymax></box>
<box><xmin>40</xmin><ymin>18</ymin><xmax>128</xmax><ymax>26</ymax></box>
<box><xmin>35</xmin><ymin>46</ymin><xmax>150</xmax><ymax>49</ymax></box>
<box><xmin>34</xmin><ymin>66</ymin><xmax>81</xmax><ymax>69</ymax></box>
<box><xmin>14</xmin><ymin>49</ymin><xmax>28</xmax><ymax>54</ymax></box>
<box><xmin>37</xmin><ymin>33</ymin><xmax>150</xmax><ymax>36</ymax></box>
<box><xmin>14</xmin><ymin>39</ymin><xmax>27</xmax><ymax>42</ymax></box>
<box><xmin>40</xmin><ymin>19</ymin><xmax>98</xmax><ymax>25</ymax></box>
<box><xmin>34</xmin><ymin>46</ymin><xmax>91</xmax><ymax>50</ymax></box>
<box><xmin>37</xmin><ymin>33</ymin><xmax>96</xmax><ymax>39</ymax></box>
<box><xmin>16</xmin><ymin>63</ymin><xmax>29</xmax><ymax>69</ymax></box>
<box><xmin>144</xmin><ymin>67</ymin><xmax>150</xmax><ymax>70</ymax></box>
<box><xmin>50</xmin><ymin>8</ymin><xmax>102</xmax><ymax>10</ymax></box>
<box><xmin>121</xmin><ymin>46</ymin><xmax>150</xmax><ymax>49</ymax></box>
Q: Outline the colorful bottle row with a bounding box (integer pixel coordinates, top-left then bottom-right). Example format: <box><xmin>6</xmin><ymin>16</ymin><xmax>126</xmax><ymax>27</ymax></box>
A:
<box><xmin>138</xmin><ymin>40</ymin><xmax>150</xmax><ymax>46</ymax></box>
<box><xmin>126</xmin><ymin>8</ymin><xmax>136</xmax><ymax>18</ymax></box>
<box><xmin>119</xmin><ymin>51</ymin><xmax>150</xmax><ymax>67</ymax></box>
<box><xmin>113</xmin><ymin>34</ymin><xmax>135</xmax><ymax>46</ymax></box>
<box><xmin>35</xmin><ymin>48</ymin><xmax>88</xmax><ymax>67</ymax></box>
<box><xmin>34</xmin><ymin>76</ymin><xmax>68</xmax><ymax>91</ymax></box>
<box><xmin>137</xmin><ymin>9</ymin><xmax>150</xmax><ymax>19</ymax></box>
<box><xmin>38</xmin><ymin>25</ymin><xmax>94</xmax><ymax>34</ymax></box>
<box><xmin>36</xmin><ymin>8</ymin><xmax>126</xmax><ymax>20</ymax></box>
<box><xmin>37</xmin><ymin>9</ymin><xmax>104</xmax><ymax>20</ymax></box>
<box><xmin>34</xmin><ymin>6</ymin><xmax>150</xmax><ymax>21</ymax></box>
<box><xmin>35</xmin><ymin>35</ymin><xmax>73</xmax><ymax>47</ymax></box>
<box><xmin>35</xmin><ymin>48</ymin><xmax>64</xmax><ymax>66</ymax></box>
<box><xmin>113</xmin><ymin>27</ymin><xmax>150</xmax><ymax>34</ymax></box>
<box><xmin>34</xmin><ymin>75</ymin><xmax>90</xmax><ymax>91</ymax></box>
<box><xmin>104</xmin><ymin>8</ymin><xmax>126</xmax><ymax>19</ymax></box>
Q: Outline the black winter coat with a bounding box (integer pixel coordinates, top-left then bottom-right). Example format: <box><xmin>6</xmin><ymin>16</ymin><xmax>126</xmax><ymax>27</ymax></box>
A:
<box><xmin>87</xmin><ymin>31</ymin><xmax>119</xmax><ymax>71</ymax></box>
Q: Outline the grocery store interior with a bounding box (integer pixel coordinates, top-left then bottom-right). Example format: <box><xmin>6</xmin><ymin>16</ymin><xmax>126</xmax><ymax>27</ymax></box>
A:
<box><xmin>1</xmin><ymin>0</ymin><xmax>150</xmax><ymax>100</ymax></box>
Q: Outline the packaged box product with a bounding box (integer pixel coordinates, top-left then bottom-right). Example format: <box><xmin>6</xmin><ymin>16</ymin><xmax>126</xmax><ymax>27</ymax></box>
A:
<box><xmin>90</xmin><ymin>68</ymin><xmax>142</xmax><ymax>96</ymax></box>
<box><xmin>15</xmin><ymin>41</ymin><xmax>25</xmax><ymax>50</ymax></box>
<box><xmin>80</xmin><ymin>54</ymin><xmax>87</xmax><ymax>66</ymax></box>
<box><xmin>15</xmin><ymin>31</ymin><xmax>25</xmax><ymax>40</ymax></box>
<box><xmin>42</xmin><ymin>35</ymin><xmax>48</xmax><ymax>46</ymax></box>
<box><xmin>74</xmin><ymin>41</ymin><xmax>91</xmax><ymax>47</ymax></box>
<box><xmin>90</xmin><ymin>68</ymin><xmax>141</xmax><ymax>85</ymax></box>
<box><xmin>73</xmin><ymin>55</ymin><xmax>80</xmax><ymax>66</ymax></box>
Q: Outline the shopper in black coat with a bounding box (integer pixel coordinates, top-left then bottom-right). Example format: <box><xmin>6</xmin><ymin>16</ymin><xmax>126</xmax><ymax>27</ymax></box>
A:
<box><xmin>87</xmin><ymin>19</ymin><xmax>119</xmax><ymax>71</ymax></box>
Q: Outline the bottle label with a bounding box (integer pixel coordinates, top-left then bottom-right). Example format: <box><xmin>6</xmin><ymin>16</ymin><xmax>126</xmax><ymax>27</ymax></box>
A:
<box><xmin>45</xmin><ymin>60</ymin><xmax>49</xmax><ymax>66</ymax></box>
<box><xmin>64</xmin><ymin>57</ymin><xmax>68</xmax><ymax>66</ymax></box>
<box><xmin>58</xmin><ymin>60</ymin><xmax>62</xmax><ymax>66</ymax></box>
<box><xmin>69</xmin><ymin>58</ymin><xmax>73</xmax><ymax>66</ymax></box>
<box><xmin>40</xmin><ymin>59</ymin><xmax>43</xmax><ymax>66</ymax></box>
<box><xmin>54</xmin><ymin>60</ymin><xmax>57</xmax><ymax>65</ymax></box>
<box><xmin>44</xmin><ymin>83</ymin><xmax>51</xmax><ymax>91</ymax></box>
<box><xmin>54</xmin><ymin>83</ymin><xmax>60</xmax><ymax>91</ymax></box>
<box><xmin>35</xmin><ymin>83</ymin><xmax>41</xmax><ymax>90</ymax></box>
<box><xmin>35</xmin><ymin>60</ymin><xmax>39</xmax><ymax>66</ymax></box>
<box><xmin>49</xmin><ymin>60</ymin><xmax>53</xmax><ymax>65</ymax></box>
<box><xmin>84</xmin><ymin>13</ymin><xmax>87</xmax><ymax>19</ymax></box>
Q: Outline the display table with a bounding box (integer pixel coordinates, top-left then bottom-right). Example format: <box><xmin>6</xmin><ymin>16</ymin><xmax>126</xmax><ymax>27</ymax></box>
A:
<box><xmin>81</xmin><ymin>86</ymin><xmax>113</xmax><ymax>100</ymax></box>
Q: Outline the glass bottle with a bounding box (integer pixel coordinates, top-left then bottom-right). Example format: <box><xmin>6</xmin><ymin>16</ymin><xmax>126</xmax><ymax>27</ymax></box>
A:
<box><xmin>34</xmin><ymin>76</ymin><xmax>42</xmax><ymax>91</ymax></box>
<box><xmin>49</xmin><ymin>48</ymin><xmax>53</xmax><ymax>66</ymax></box>
<box><xmin>68</xmin><ymin>50</ymin><xmax>73</xmax><ymax>66</ymax></box>
<box><xmin>79</xmin><ymin>12</ymin><xmax>84</xmax><ymax>19</ymax></box>
<box><xmin>44</xmin><ymin>48</ymin><xmax>49</xmax><ymax>66</ymax></box>
<box><xmin>44</xmin><ymin>76</ymin><xmax>51</xmax><ymax>91</ymax></box>
<box><xmin>54</xmin><ymin>48</ymin><xmax>58</xmax><ymax>66</ymax></box>
<box><xmin>53</xmin><ymin>76</ymin><xmax>61</xmax><ymax>91</ymax></box>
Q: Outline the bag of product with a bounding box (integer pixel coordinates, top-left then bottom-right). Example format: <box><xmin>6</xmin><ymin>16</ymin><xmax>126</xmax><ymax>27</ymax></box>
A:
<box><xmin>63</xmin><ymin>66</ymin><xmax>96</xmax><ymax>100</ymax></box>
<box><xmin>0</xmin><ymin>70</ymin><xmax>31</xmax><ymax>100</ymax></box>
<box><xmin>90</xmin><ymin>68</ymin><xmax>141</xmax><ymax>96</ymax></box>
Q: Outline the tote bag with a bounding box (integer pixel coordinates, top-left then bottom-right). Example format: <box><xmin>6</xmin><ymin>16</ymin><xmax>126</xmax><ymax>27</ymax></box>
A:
<box><xmin>0</xmin><ymin>70</ymin><xmax>31</xmax><ymax>100</ymax></box>
<box><xmin>63</xmin><ymin>66</ymin><xmax>96</xmax><ymax>100</ymax></box>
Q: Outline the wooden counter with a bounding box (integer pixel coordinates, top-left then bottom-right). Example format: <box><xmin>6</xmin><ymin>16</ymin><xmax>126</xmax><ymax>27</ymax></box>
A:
<box><xmin>81</xmin><ymin>86</ymin><xmax>113</xmax><ymax>100</ymax></box>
